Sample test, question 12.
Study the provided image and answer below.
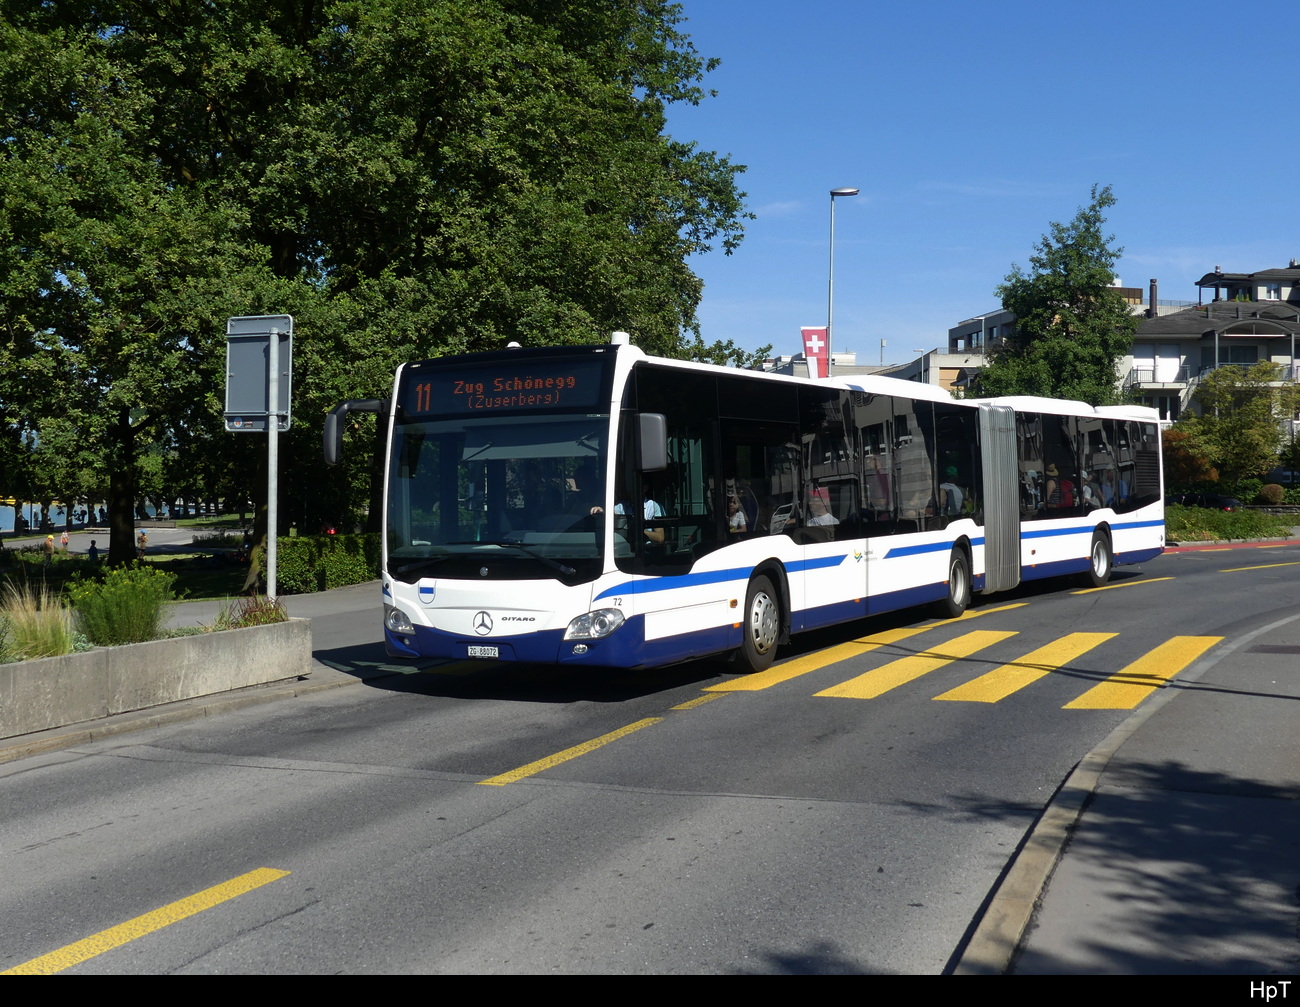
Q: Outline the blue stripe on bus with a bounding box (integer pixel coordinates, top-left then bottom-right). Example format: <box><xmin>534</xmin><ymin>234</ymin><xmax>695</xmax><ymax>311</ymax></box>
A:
<box><xmin>1019</xmin><ymin>525</ymin><xmax>1093</xmax><ymax>541</ymax></box>
<box><xmin>882</xmin><ymin>535</ymin><xmax>985</xmax><ymax>559</ymax></box>
<box><xmin>592</xmin><ymin>554</ymin><xmax>849</xmax><ymax>602</ymax></box>
<box><xmin>1020</xmin><ymin>517</ymin><xmax>1164</xmax><ymax>541</ymax></box>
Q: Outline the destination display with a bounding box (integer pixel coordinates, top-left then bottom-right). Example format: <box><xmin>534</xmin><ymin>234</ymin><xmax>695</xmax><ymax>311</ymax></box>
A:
<box><xmin>402</xmin><ymin>357</ymin><xmax>608</xmax><ymax>416</ymax></box>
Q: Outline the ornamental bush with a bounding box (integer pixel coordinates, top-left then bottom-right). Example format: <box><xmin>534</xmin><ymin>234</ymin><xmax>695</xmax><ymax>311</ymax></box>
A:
<box><xmin>68</xmin><ymin>564</ymin><xmax>176</xmax><ymax>646</ymax></box>
<box><xmin>1257</xmin><ymin>483</ymin><xmax>1285</xmax><ymax>505</ymax></box>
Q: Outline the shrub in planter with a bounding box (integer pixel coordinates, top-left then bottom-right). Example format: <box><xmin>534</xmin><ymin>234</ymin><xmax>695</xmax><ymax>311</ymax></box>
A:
<box><xmin>69</xmin><ymin>564</ymin><xmax>177</xmax><ymax>646</ymax></box>
<box><xmin>216</xmin><ymin>595</ymin><xmax>288</xmax><ymax>629</ymax></box>
<box><xmin>1</xmin><ymin>581</ymin><xmax>73</xmax><ymax>660</ymax></box>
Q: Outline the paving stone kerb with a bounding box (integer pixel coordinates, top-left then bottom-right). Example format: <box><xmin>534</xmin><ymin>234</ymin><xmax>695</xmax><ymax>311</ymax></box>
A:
<box><xmin>0</xmin><ymin>619</ymin><xmax>311</xmax><ymax>739</ymax></box>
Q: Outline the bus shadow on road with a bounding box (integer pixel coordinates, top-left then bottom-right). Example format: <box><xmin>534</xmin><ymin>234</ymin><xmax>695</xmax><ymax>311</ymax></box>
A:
<box><xmin>313</xmin><ymin>639</ymin><xmax>730</xmax><ymax>704</ymax></box>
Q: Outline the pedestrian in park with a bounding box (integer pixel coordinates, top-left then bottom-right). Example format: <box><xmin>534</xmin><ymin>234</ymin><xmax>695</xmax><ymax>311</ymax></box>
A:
<box><xmin>87</xmin><ymin>539</ymin><xmax>98</xmax><ymax>564</ymax></box>
<box><xmin>44</xmin><ymin>534</ymin><xmax>55</xmax><ymax>567</ymax></box>
<box><xmin>136</xmin><ymin>529</ymin><xmax>148</xmax><ymax>560</ymax></box>
<box><xmin>60</xmin><ymin>529</ymin><xmax>69</xmax><ymax>550</ymax></box>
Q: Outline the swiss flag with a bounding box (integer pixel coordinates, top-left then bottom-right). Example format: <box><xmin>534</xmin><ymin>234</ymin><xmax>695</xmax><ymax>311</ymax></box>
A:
<box><xmin>801</xmin><ymin>326</ymin><xmax>829</xmax><ymax>378</ymax></box>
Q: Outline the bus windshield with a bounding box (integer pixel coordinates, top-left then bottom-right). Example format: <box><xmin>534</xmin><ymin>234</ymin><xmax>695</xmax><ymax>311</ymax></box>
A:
<box><xmin>387</xmin><ymin>411</ymin><xmax>610</xmax><ymax>584</ymax></box>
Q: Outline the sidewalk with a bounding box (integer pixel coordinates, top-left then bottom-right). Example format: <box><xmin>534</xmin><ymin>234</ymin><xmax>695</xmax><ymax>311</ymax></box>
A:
<box><xmin>959</xmin><ymin>598</ymin><xmax>1300</xmax><ymax>974</ymax></box>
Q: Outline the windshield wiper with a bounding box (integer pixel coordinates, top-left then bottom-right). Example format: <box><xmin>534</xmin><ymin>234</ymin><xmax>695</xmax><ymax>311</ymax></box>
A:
<box><xmin>478</xmin><ymin>538</ymin><xmax>576</xmax><ymax>577</ymax></box>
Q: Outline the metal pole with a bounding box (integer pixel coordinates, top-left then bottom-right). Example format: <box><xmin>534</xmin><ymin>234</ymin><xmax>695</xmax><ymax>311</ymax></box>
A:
<box><xmin>266</xmin><ymin>328</ymin><xmax>279</xmax><ymax>600</ymax></box>
<box><xmin>827</xmin><ymin>195</ymin><xmax>836</xmax><ymax>378</ymax></box>
<box><xmin>827</xmin><ymin>187</ymin><xmax>859</xmax><ymax>378</ymax></box>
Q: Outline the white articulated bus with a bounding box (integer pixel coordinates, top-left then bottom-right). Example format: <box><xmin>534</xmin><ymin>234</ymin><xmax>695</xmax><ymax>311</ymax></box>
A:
<box><xmin>324</xmin><ymin>337</ymin><xmax>1164</xmax><ymax>672</ymax></box>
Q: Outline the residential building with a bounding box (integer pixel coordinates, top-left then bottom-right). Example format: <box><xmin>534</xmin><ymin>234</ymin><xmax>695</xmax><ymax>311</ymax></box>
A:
<box><xmin>1123</xmin><ymin>264</ymin><xmax>1300</xmax><ymax>422</ymax></box>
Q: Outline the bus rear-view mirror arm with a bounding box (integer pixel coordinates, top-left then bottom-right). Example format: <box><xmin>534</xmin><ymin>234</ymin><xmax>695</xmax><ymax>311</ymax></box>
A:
<box><xmin>324</xmin><ymin>398</ymin><xmax>389</xmax><ymax>466</ymax></box>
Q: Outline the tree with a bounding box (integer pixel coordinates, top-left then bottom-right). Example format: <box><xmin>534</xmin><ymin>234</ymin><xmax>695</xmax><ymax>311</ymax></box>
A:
<box><xmin>0</xmin><ymin>2</ymin><xmax>750</xmax><ymax>559</ymax></box>
<box><xmin>1162</xmin><ymin>425</ymin><xmax>1219</xmax><ymax>489</ymax></box>
<box><xmin>1176</xmin><ymin>361</ymin><xmax>1300</xmax><ymax>485</ymax></box>
<box><xmin>974</xmin><ymin>185</ymin><xmax>1138</xmax><ymax>405</ymax></box>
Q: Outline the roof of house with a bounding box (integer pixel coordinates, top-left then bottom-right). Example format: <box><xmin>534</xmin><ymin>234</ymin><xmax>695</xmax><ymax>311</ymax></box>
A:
<box><xmin>1137</xmin><ymin>301</ymin><xmax>1300</xmax><ymax>337</ymax></box>
<box><xmin>1195</xmin><ymin>265</ymin><xmax>1300</xmax><ymax>287</ymax></box>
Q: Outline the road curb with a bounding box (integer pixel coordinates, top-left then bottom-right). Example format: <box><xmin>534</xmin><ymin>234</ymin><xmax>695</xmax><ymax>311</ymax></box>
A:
<box><xmin>952</xmin><ymin>607</ymin><xmax>1300</xmax><ymax>974</ymax></box>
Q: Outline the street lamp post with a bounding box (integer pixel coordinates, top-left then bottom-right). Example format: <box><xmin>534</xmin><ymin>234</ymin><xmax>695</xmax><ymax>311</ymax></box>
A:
<box><xmin>827</xmin><ymin>187</ymin><xmax>859</xmax><ymax>377</ymax></box>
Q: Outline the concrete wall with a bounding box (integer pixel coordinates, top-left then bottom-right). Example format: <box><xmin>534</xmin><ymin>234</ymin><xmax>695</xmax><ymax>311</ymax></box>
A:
<box><xmin>0</xmin><ymin>619</ymin><xmax>311</xmax><ymax>739</ymax></box>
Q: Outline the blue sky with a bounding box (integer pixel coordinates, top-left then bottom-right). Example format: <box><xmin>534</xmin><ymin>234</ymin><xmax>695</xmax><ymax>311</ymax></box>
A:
<box><xmin>667</xmin><ymin>0</ymin><xmax>1299</xmax><ymax>364</ymax></box>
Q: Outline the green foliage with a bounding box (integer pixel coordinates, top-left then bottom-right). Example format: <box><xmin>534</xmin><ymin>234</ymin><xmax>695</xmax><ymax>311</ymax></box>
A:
<box><xmin>1</xmin><ymin>581</ymin><xmax>74</xmax><ymax>660</ymax></box>
<box><xmin>267</xmin><ymin>534</ymin><xmax>382</xmax><ymax>595</ymax></box>
<box><xmin>216</xmin><ymin>596</ymin><xmax>288</xmax><ymax>630</ymax></box>
<box><xmin>1164</xmin><ymin>504</ymin><xmax>1294</xmax><ymax>543</ymax></box>
<box><xmin>1189</xmin><ymin>362</ymin><xmax>1300</xmax><ymax>484</ymax></box>
<box><xmin>0</xmin><ymin>2</ymin><xmax>750</xmax><ymax>553</ymax></box>
<box><xmin>1232</xmin><ymin>477</ymin><xmax>1263</xmax><ymax>503</ymax></box>
<box><xmin>1162</xmin><ymin>425</ymin><xmax>1218</xmax><ymax>489</ymax></box>
<box><xmin>974</xmin><ymin>185</ymin><xmax>1137</xmax><ymax>404</ymax></box>
<box><xmin>68</xmin><ymin>564</ymin><xmax>177</xmax><ymax>646</ymax></box>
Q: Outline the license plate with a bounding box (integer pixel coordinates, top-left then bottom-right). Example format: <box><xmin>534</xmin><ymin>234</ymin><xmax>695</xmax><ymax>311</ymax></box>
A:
<box><xmin>467</xmin><ymin>645</ymin><xmax>499</xmax><ymax>659</ymax></box>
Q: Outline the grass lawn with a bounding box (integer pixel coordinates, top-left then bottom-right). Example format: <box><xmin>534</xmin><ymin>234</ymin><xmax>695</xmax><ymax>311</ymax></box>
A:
<box><xmin>171</xmin><ymin>514</ymin><xmax>250</xmax><ymax>530</ymax></box>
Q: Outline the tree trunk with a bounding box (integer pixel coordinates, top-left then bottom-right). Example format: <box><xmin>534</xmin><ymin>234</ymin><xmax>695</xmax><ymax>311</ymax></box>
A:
<box><xmin>107</xmin><ymin>410</ymin><xmax>136</xmax><ymax>564</ymax></box>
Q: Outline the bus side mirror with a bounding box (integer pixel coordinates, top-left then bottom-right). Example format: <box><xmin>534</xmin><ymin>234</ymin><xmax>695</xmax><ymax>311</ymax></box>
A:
<box><xmin>639</xmin><ymin>413</ymin><xmax>668</xmax><ymax>472</ymax></box>
<box><xmin>323</xmin><ymin>399</ymin><xmax>388</xmax><ymax>466</ymax></box>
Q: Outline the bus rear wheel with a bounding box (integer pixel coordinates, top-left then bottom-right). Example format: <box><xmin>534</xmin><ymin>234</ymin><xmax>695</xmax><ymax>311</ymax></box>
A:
<box><xmin>935</xmin><ymin>547</ymin><xmax>971</xmax><ymax>618</ymax></box>
<box><xmin>1083</xmin><ymin>529</ymin><xmax>1112</xmax><ymax>588</ymax></box>
<box><xmin>740</xmin><ymin>574</ymin><xmax>780</xmax><ymax>672</ymax></box>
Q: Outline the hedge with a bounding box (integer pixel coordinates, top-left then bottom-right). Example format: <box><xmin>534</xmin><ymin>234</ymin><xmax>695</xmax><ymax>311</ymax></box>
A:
<box><xmin>263</xmin><ymin>533</ymin><xmax>382</xmax><ymax>594</ymax></box>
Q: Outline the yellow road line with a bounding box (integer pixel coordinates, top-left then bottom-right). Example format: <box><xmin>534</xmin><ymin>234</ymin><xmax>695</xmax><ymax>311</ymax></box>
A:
<box><xmin>706</xmin><ymin>602</ymin><xmax>1028</xmax><ymax>693</ymax></box>
<box><xmin>1221</xmin><ymin>561</ymin><xmax>1300</xmax><ymax>573</ymax></box>
<box><xmin>1064</xmin><ymin>636</ymin><xmax>1223</xmax><ymax>710</ymax></box>
<box><xmin>2</xmin><ymin>868</ymin><xmax>290</xmax><ymax>975</ymax></box>
<box><xmin>816</xmin><ymin>630</ymin><xmax>1018</xmax><ymax>700</ymax></box>
<box><xmin>671</xmin><ymin>693</ymin><xmax>726</xmax><ymax>711</ymax></box>
<box><xmin>1073</xmin><ymin>576</ymin><xmax>1174</xmax><ymax>595</ymax></box>
<box><xmin>934</xmin><ymin>632</ymin><xmax>1116</xmax><ymax>703</ymax></box>
<box><xmin>478</xmin><ymin>718</ymin><xmax>662</xmax><ymax>786</ymax></box>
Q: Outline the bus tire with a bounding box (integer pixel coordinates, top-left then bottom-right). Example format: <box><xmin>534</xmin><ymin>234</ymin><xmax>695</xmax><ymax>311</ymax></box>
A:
<box><xmin>935</xmin><ymin>546</ymin><xmax>970</xmax><ymax>618</ymax></box>
<box><xmin>1083</xmin><ymin>528</ymin><xmax>1112</xmax><ymax>588</ymax></box>
<box><xmin>740</xmin><ymin>574</ymin><xmax>780</xmax><ymax>672</ymax></box>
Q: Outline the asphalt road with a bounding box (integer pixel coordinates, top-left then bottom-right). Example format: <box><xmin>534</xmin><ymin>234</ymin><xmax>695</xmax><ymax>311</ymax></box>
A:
<box><xmin>3</xmin><ymin>540</ymin><xmax>1297</xmax><ymax>974</ymax></box>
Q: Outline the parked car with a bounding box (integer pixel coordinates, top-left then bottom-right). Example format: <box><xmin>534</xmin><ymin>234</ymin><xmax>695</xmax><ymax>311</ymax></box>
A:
<box><xmin>1166</xmin><ymin>492</ymin><xmax>1242</xmax><ymax>511</ymax></box>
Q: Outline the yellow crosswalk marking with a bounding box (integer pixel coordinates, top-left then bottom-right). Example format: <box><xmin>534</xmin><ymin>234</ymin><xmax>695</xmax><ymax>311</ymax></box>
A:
<box><xmin>934</xmin><ymin>632</ymin><xmax>1117</xmax><ymax>703</ymax></box>
<box><xmin>1063</xmin><ymin>636</ymin><xmax>1222</xmax><ymax>710</ymax></box>
<box><xmin>706</xmin><ymin>602</ymin><xmax>1028</xmax><ymax>693</ymax></box>
<box><xmin>815</xmin><ymin>629</ymin><xmax>1018</xmax><ymax>700</ymax></box>
<box><xmin>707</xmin><ymin>626</ymin><xmax>926</xmax><ymax>692</ymax></box>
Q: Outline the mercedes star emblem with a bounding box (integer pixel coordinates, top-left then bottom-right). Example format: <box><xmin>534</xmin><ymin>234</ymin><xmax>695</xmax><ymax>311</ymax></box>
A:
<box><xmin>473</xmin><ymin>611</ymin><xmax>493</xmax><ymax>635</ymax></box>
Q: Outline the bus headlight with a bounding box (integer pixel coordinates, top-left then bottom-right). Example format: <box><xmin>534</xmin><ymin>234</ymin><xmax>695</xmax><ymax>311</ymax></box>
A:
<box><xmin>384</xmin><ymin>604</ymin><xmax>415</xmax><ymax>635</ymax></box>
<box><xmin>564</xmin><ymin>609</ymin><xmax>625</xmax><ymax>640</ymax></box>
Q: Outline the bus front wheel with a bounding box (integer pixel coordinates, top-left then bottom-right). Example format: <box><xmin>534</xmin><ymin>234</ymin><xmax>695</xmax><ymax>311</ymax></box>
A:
<box><xmin>1083</xmin><ymin>529</ymin><xmax>1112</xmax><ymax>588</ymax></box>
<box><xmin>740</xmin><ymin>574</ymin><xmax>780</xmax><ymax>672</ymax></box>
<box><xmin>935</xmin><ymin>547</ymin><xmax>971</xmax><ymax>618</ymax></box>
